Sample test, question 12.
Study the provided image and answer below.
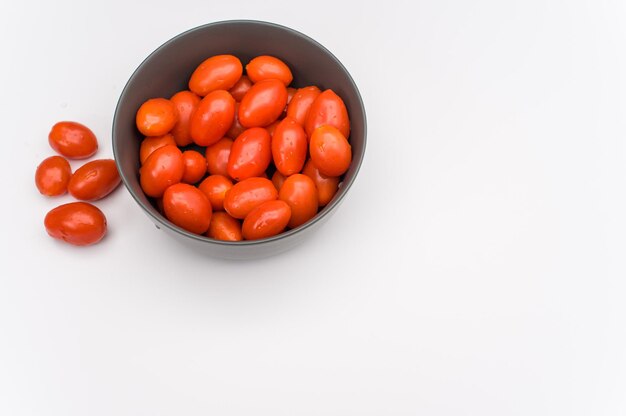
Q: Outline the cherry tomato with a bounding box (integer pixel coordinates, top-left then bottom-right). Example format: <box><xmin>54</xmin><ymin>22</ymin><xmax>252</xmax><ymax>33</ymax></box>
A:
<box><xmin>163</xmin><ymin>183</ymin><xmax>212</xmax><ymax>234</ymax></box>
<box><xmin>68</xmin><ymin>159</ymin><xmax>120</xmax><ymax>201</ymax></box>
<box><xmin>266</xmin><ymin>120</ymin><xmax>280</xmax><ymax>137</ymax></box>
<box><xmin>304</xmin><ymin>89</ymin><xmax>350</xmax><ymax>139</ymax></box>
<box><xmin>286</xmin><ymin>87</ymin><xmax>297</xmax><ymax>104</ymax></box>
<box><xmin>271</xmin><ymin>171</ymin><xmax>286</xmax><ymax>192</ymax></box>
<box><xmin>278</xmin><ymin>174</ymin><xmax>318</xmax><ymax>228</ymax></box>
<box><xmin>239</xmin><ymin>79</ymin><xmax>288</xmax><ymax>127</ymax></box>
<box><xmin>181</xmin><ymin>150</ymin><xmax>207</xmax><ymax>184</ymax></box>
<box><xmin>228</xmin><ymin>75</ymin><xmax>252</xmax><ymax>101</ymax></box>
<box><xmin>227</xmin><ymin>127</ymin><xmax>272</xmax><ymax>181</ymax></box>
<box><xmin>188</xmin><ymin>54</ymin><xmax>243</xmax><ymax>96</ymax></box>
<box><xmin>246</xmin><ymin>55</ymin><xmax>293</xmax><ymax>86</ymax></box>
<box><xmin>272</xmin><ymin>117</ymin><xmax>307</xmax><ymax>176</ymax></box>
<box><xmin>139</xmin><ymin>134</ymin><xmax>176</xmax><ymax>164</ymax></box>
<box><xmin>226</xmin><ymin>102</ymin><xmax>246</xmax><ymax>139</ymax></box>
<box><xmin>206</xmin><ymin>211</ymin><xmax>242</xmax><ymax>241</ymax></box>
<box><xmin>242</xmin><ymin>200</ymin><xmax>291</xmax><ymax>240</ymax></box>
<box><xmin>190</xmin><ymin>90</ymin><xmax>235</xmax><ymax>146</ymax></box>
<box><xmin>223</xmin><ymin>177</ymin><xmax>277</xmax><ymax>219</ymax></box>
<box><xmin>140</xmin><ymin>145</ymin><xmax>184</xmax><ymax>197</ymax></box>
<box><xmin>205</xmin><ymin>138</ymin><xmax>233</xmax><ymax>177</ymax></box>
<box><xmin>48</xmin><ymin>121</ymin><xmax>98</xmax><ymax>159</ymax></box>
<box><xmin>35</xmin><ymin>156</ymin><xmax>71</xmax><ymax>196</ymax></box>
<box><xmin>309</xmin><ymin>125</ymin><xmax>352</xmax><ymax>176</ymax></box>
<box><xmin>44</xmin><ymin>202</ymin><xmax>107</xmax><ymax>246</ymax></box>
<box><xmin>198</xmin><ymin>175</ymin><xmax>233</xmax><ymax>211</ymax></box>
<box><xmin>302</xmin><ymin>159</ymin><xmax>339</xmax><ymax>206</ymax></box>
<box><xmin>136</xmin><ymin>98</ymin><xmax>178</xmax><ymax>137</ymax></box>
<box><xmin>170</xmin><ymin>90</ymin><xmax>201</xmax><ymax>146</ymax></box>
<box><xmin>286</xmin><ymin>86</ymin><xmax>321</xmax><ymax>126</ymax></box>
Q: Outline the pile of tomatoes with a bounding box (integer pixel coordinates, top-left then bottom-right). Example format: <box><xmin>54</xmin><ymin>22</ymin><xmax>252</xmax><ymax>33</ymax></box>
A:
<box><xmin>136</xmin><ymin>54</ymin><xmax>352</xmax><ymax>241</ymax></box>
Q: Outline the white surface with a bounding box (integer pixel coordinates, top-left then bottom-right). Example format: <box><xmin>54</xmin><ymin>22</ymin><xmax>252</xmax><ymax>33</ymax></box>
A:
<box><xmin>1</xmin><ymin>0</ymin><xmax>625</xmax><ymax>414</ymax></box>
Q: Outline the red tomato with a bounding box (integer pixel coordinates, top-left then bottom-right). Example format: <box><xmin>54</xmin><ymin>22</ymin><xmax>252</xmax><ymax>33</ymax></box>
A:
<box><xmin>68</xmin><ymin>159</ymin><xmax>120</xmax><ymax>201</ymax></box>
<box><xmin>35</xmin><ymin>156</ymin><xmax>71</xmax><ymax>196</ymax></box>
<box><xmin>278</xmin><ymin>174</ymin><xmax>318</xmax><ymax>228</ymax></box>
<box><xmin>226</xmin><ymin>102</ymin><xmax>246</xmax><ymax>139</ymax></box>
<box><xmin>271</xmin><ymin>170</ymin><xmax>286</xmax><ymax>192</ymax></box>
<box><xmin>188</xmin><ymin>54</ymin><xmax>243</xmax><ymax>96</ymax></box>
<box><xmin>239</xmin><ymin>79</ymin><xmax>288</xmax><ymax>127</ymax></box>
<box><xmin>242</xmin><ymin>200</ymin><xmax>291</xmax><ymax>240</ymax></box>
<box><xmin>205</xmin><ymin>138</ymin><xmax>233</xmax><ymax>177</ymax></box>
<box><xmin>228</xmin><ymin>75</ymin><xmax>252</xmax><ymax>101</ymax></box>
<box><xmin>227</xmin><ymin>127</ymin><xmax>272</xmax><ymax>181</ymax></box>
<box><xmin>139</xmin><ymin>134</ymin><xmax>176</xmax><ymax>164</ymax></box>
<box><xmin>223</xmin><ymin>177</ymin><xmax>277</xmax><ymax>219</ymax></box>
<box><xmin>140</xmin><ymin>145</ymin><xmax>184</xmax><ymax>197</ymax></box>
<box><xmin>304</xmin><ymin>89</ymin><xmax>350</xmax><ymax>139</ymax></box>
<box><xmin>170</xmin><ymin>90</ymin><xmax>201</xmax><ymax>146</ymax></box>
<box><xmin>272</xmin><ymin>117</ymin><xmax>307</xmax><ymax>176</ymax></box>
<box><xmin>136</xmin><ymin>98</ymin><xmax>178</xmax><ymax>137</ymax></box>
<box><xmin>206</xmin><ymin>211</ymin><xmax>242</xmax><ymax>241</ymax></box>
<box><xmin>181</xmin><ymin>150</ymin><xmax>207</xmax><ymax>184</ymax></box>
<box><xmin>163</xmin><ymin>183</ymin><xmax>212</xmax><ymax>234</ymax></box>
<box><xmin>302</xmin><ymin>159</ymin><xmax>339</xmax><ymax>206</ymax></box>
<box><xmin>309</xmin><ymin>125</ymin><xmax>352</xmax><ymax>176</ymax></box>
<box><xmin>190</xmin><ymin>90</ymin><xmax>235</xmax><ymax>146</ymax></box>
<box><xmin>286</xmin><ymin>86</ymin><xmax>321</xmax><ymax>126</ymax></box>
<box><xmin>48</xmin><ymin>121</ymin><xmax>98</xmax><ymax>159</ymax></box>
<box><xmin>198</xmin><ymin>175</ymin><xmax>233</xmax><ymax>211</ymax></box>
<box><xmin>266</xmin><ymin>120</ymin><xmax>280</xmax><ymax>137</ymax></box>
<box><xmin>246</xmin><ymin>56</ymin><xmax>293</xmax><ymax>86</ymax></box>
<box><xmin>44</xmin><ymin>202</ymin><xmax>107</xmax><ymax>246</ymax></box>
<box><xmin>286</xmin><ymin>87</ymin><xmax>297</xmax><ymax>104</ymax></box>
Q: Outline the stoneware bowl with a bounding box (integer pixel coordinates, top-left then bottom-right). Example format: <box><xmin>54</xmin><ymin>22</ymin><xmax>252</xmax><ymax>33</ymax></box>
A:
<box><xmin>112</xmin><ymin>20</ymin><xmax>366</xmax><ymax>259</ymax></box>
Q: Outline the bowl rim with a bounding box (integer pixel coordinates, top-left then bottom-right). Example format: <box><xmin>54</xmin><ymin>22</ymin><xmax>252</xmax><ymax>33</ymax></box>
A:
<box><xmin>112</xmin><ymin>19</ymin><xmax>367</xmax><ymax>246</ymax></box>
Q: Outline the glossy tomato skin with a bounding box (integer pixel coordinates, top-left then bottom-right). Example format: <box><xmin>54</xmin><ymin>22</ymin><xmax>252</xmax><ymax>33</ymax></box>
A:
<box><xmin>228</xmin><ymin>75</ymin><xmax>252</xmax><ymax>101</ymax></box>
<box><xmin>278</xmin><ymin>174</ymin><xmax>318</xmax><ymax>228</ymax></box>
<box><xmin>309</xmin><ymin>125</ymin><xmax>352</xmax><ymax>177</ymax></box>
<box><xmin>190</xmin><ymin>90</ymin><xmax>235</xmax><ymax>146</ymax></box>
<box><xmin>68</xmin><ymin>159</ymin><xmax>121</xmax><ymax>201</ymax></box>
<box><xmin>286</xmin><ymin>87</ymin><xmax>297</xmax><ymax>104</ymax></box>
<box><xmin>139</xmin><ymin>134</ymin><xmax>176</xmax><ymax>164</ymax></box>
<box><xmin>272</xmin><ymin>117</ymin><xmax>307</xmax><ymax>176</ymax></box>
<box><xmin>246</xmin><ymin>55</ymin><xmax>293</xmax><ymax>86</ymax></box>
<box><xmin>206</xmin><ymin>211</ymin><xmax>242</xmax><ymax>241</ymax></box>
<box><xmin>302</xmin><ymin>159</ymin><xmax>339</xmax><ymax>206</ymax></box>
<box><xmin>170</xmin><ymin>90</ymin><xmax>201</xmax><ymax>146</ymax></box>
<box><xmin>44</xmin><ymin>202</ymin><xmax>107</xmax><ymax>246</ymax></box>
<box><xmin>188</xmin><ymin>55</ymin><xmax>243</xmax><ymax>96</ymax></box>
<box><xmin>286</xmin><ymin>86</ymin><xmax>321</xmax><ymax>126</ymax></box>
<box><xmin>181</xmin><ymin>150</ymin><xmax>207</xmax><ymax>184</ymax></box>
<box><xmin>226</xmin><ymin>102</ymin><xmax>246</xmax><ymax>139</ymax></box>
<box><xmin>35</xmin><ymin>156</ymin><xmax>71</xmax><ymax>196</ymax></box>
<box><xmin>163</xmin><ymin>183</ymin><xmax>212</xmax><ymax>234</ymax></box>
<box><xmin>198</xmin><ymin>175</ymin><xmax>233</xmax><ymax>211</ymax></box>
<box><xmin>304</xmin><ymin>89</ymin><xmax>350</xmax><ymax>139</ymax></box>
<box><xmin>271</xmin><ymin>170</ymin><xmax>286</xmax><ymax>192</ymax></box>
<box><xmin>48</xmin><ymin>121</ymin><xmax>98</xmax><ymax>159</ymax></box>
<box><xmin>242</xmin><ymin>200</ymin><xmax>291</xmax><ymax>240</ymax></box>
<box><xmin>227</xmin><ymin>127</ymin><xmax>272</xmax><ymax>181</ymax></box>
<box><xmin>239</xmin><ymin>79</ymin><xmax>288</xmax><ymax>128</ymax></box>
<box><xmin>205</xmin><ymin>138</ymin><xmax>233</xmax><ymax>177</ymax></box>
<box><xmin>140</xmin><ymin>145</ymin><xmax>184</xmax><ymax>198</ymax></box>
<box><xmin>223</xmin><ymin>177</ymin><xmax>277</xmax><ymax>219</ymax></box>
<box><xmin>265</xmin><ymin>120</ymin><xmax>280</xmax><ymax>137</ymax></box>
<box><xmin>136</xmin><ymin>98</ymin><xmax>178</xmax><ymax>137</ymax></box>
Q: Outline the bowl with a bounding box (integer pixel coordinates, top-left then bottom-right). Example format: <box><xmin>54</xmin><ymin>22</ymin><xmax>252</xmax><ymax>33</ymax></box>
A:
<box><xmin>112</xmin><ymin>20</ymin><xmax>366</xmax><ymax>259</ymax></box>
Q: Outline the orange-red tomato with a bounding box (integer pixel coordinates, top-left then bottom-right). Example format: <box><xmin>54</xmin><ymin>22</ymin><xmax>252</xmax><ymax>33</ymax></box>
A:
<box><xmin>205</xmin><ymin>138</ymin><xmax>233</xmax><ymax>177</ymax></box>
<box><xmin>246</xmin><ymin>56</ymin><xmax>293</xmax><ymax>86</ymax></box>
<box><xmin>302</xmin><ymin>159</ymin><xmax>339</xmax><ymax>206</ymax></box>
<box><xmin>226</xmin><ymin>102</ymin><xmax>246</xmax><ymax>139</ymax></box>
<box><xmin>227</xmin><ymin>127</ymin><xmax>272</xmax><ymax>181</ymax></box>
<box><xmin>136</xmin><ymin>98</ymin><xmax>178</xmax><ymax>137</ymax></box>
<box><xmin>278</xmin><ymin>174</ymin><xmax>318</xmax><ymax>228</ymax></box>
<box><xmin>181</xmin><ymin>150</ymin><xmax>207</xmax><ymax>184</ymax></box>
<box><xmin>170</xmin><ymin>90</ymin><xmax>201</xmax><ymax>146</ymax></box>
<box><xmin>140</xmin><ymin>145</ymin><xmax>184</xmax><ymax>197</ymax></box>
<box><xmin>139</xmin><ymin>134</ymin><xmax>176</xmax><ymax>164</ymax></box>
<box><xmin>198</xmin><ymin>175</ymin><xmax>233</xmax><ymax>211</ymax></box>
<box><xmin>309</xmin><ymin>125</ymin><xmax>352</xmax><ymax>176</ymax></box>
<box><xmin>190</xmin><ymin>90</ymin><xmax>235</xmax><ymax>146</ymax></box>
<box><xmin>286</xmin><ymin>87</ymin><xmax>297</xmax><ymax>104</ymax></box>
<box><xmin>44</xmin><ymin>202</ymin><xmax>107</xmax><ymax>246</ymax></box>
<box><xmin>206</xmin><ymin>211</ymin><xmax>242</xmax><ymax>241</ymax></box>
<box><xmin>228</xmin><ymin>75</ymin><xmax>252</xmax><ymax>101</ymax></box>
<box><xmin>272</xmin><ymin>117</ymin><xmax>307</xmax><ymax>176</ymax></box>
<box><xmin>35</xmin><ymin>156</ymin><xmax>71</xmax><ymax>196</ymax></box>
<box><xmin>188</xmin><ymin>54</ymin><xmax>243</xmax><ymax>96</ymax></box>
<box><xmin>163</xmin><ymin>183</ymin><xmax>212</xmax><ymax>234</ymax></box>
<box><xmin>286</xmin><ymin>86</ymin><xmax>321</xmax><ymax>126</ymax></box>
<box><xmin>271</xmin><ymin>170</ymin><xmax>286</xmax><ymax>192</ymax></box>
<box><xmin>68</xmin><ymin>159</ymin><xmax>120</xmax><ymax>201</ymax></box>
<box><xmin>304</xmin><ymin>89</ymin><xmax>350</xmax><ymax>139</ymax></box>
<box><xmin>239</xmin><ymin>79</ymin><xmax>288</xmax><ymax>127</ymax></box>
<box><xmin>242</xmin><ymin>200</ymin><xmax>291</xmax><ymax>240</ymax></box>
<box><xmin>48</xmin><ymin>121</ymin><xmax>98</xmax><ymax>159</ymax></box>
<box><xmin>223</xmin><ymin>177</ymin><xmax>277</xmax><ymax>219</ymax></box>
<box><xmin>266</xmin><ymin>120</ymin><xmax>280</xmax><ymax>137</ymax></box>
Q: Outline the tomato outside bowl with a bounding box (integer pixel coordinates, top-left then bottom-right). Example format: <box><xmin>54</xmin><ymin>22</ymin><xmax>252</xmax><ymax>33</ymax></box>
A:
<box><xmin>112</xmin><ymin>20</ymin><xmax>366</xmax><ymax>260</ymax></box>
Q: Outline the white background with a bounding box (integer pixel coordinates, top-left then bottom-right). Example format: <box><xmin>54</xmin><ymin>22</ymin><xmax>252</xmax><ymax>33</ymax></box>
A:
<box><xmin>1</xmin><ymin>0</ymin><xmax>625</xmax><ymax>414</ymax></box>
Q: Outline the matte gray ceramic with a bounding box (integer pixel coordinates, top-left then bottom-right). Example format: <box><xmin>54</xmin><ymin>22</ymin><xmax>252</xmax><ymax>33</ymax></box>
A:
<box><xmin>112</xmin><ymin>20</ymin><xmax>366</xmax><ymax>259</ymax></box>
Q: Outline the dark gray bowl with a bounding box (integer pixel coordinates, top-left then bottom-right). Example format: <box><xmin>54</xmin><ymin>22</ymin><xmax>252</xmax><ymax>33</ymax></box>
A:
<box><xmin>112</xmin><ymin>20</ymin><xmax>366</xmax><ymax>259</ymax></box>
